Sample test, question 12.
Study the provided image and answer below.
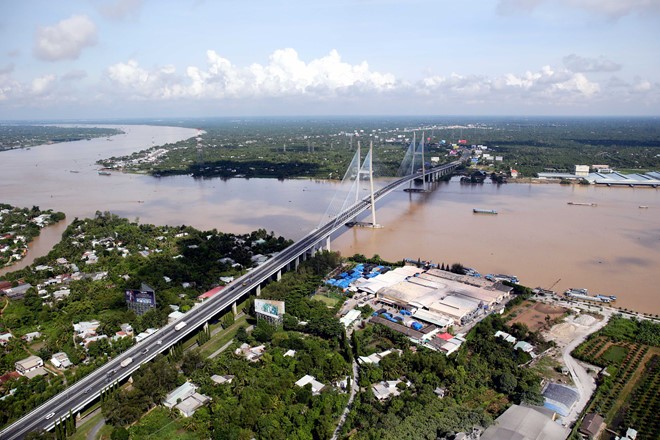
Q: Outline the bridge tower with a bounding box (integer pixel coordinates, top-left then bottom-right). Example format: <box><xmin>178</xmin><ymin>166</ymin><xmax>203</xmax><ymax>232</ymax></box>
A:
<box><xmin>367</xmin><ymin>141</ymin><xmax>380</xmax><ymax>228</ymax></box>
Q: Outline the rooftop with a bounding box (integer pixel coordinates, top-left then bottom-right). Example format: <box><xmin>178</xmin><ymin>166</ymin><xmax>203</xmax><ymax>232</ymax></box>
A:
<box><xmin>543</xmin><ymin>383</ymin><xmax>579</xmax><ymax>417</ymax></box>
<box><xmin>481</xmin><ymin>404</ymin><xmax>570</xmax><ymax>440</ymax></box>
<box><xmin>295</xmin><ymin>375</ymin><xmax>325</xmax><ymax>395</ymax></box>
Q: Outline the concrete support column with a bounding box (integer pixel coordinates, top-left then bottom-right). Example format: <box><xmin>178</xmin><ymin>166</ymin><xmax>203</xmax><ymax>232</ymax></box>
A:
<box><xmin>256</xmin><ymin>285</ymin><xmax>261</xmax><ymax>297</ymax></box>
<box><xmin>295</xmin><ymin>256</ymin><xmax>300</xmax><ymax>270</ymax></box>
<box><xmin>326</xmin><ymin>236</ymin><xmax>331</xmax><ymax>252</ymax></box>
<box><xmin>276</xmin><ymin>270</ymin><xmax>282</xmax><ymax>281</ymax></box>
<box><xmin>203</xmin><ymin>322</ymin><xmax>209</xmax><ymax>331</ymax></box>
<box><xmin>232</xmin><ymin>301</ymin><xmax>237</xmax><ymax>316</ymax></box>
<box><xmin>302</xmin><ymin>251</ymin><xmax>308</xmax><ymax>261</ymax></box>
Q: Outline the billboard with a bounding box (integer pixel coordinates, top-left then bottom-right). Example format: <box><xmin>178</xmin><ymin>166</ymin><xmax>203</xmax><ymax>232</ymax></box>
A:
<box><xmin>125</xmin><ymin>289</ymin><xmax>156</xmax><ymax>305</ymax></box>
<box><xmin>254</xmin><ymin>299</ymin><xmax>285</xmax><ymax>319</ymax></box>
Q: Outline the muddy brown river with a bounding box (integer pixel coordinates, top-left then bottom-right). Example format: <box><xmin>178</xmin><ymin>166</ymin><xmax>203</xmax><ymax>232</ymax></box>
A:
<box><xmin>1</xmin><ymin>125</ymin><xmax>658</xmax><ymax>314</ymax></box>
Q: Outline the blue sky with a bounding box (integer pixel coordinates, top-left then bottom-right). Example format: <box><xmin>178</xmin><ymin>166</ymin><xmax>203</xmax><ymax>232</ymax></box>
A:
<box><xmin>1</xmin><ymin>0</ymin><xmax>659</xmax><ymax>119</ymax></box>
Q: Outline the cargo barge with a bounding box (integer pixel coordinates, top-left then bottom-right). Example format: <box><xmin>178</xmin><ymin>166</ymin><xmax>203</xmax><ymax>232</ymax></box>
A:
<box><xmin>567</xmin><ymin>202</ymin><xmax>597</xmax><ymax>206</ymax></box>
<box><xmin>564</xmin><ymin>288</ymin><xmax>616</xmax><ymax>303</ymax></box>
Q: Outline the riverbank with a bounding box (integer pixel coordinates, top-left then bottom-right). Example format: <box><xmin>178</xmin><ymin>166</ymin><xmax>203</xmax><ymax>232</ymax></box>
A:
<box><xmin>0</xmin><ymin>204</ymin><xmax>66</xmax><ymax>271</ymax></box>
<box><xmin>1</xmin><ymin>124</ymin><xmax>657</xmax><ymax>315</ymax></box>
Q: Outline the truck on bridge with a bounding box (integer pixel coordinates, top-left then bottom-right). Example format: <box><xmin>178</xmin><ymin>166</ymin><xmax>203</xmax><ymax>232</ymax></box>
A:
<box><xmin>120</xmin><ymin>357</ymin><xmax>133</xmax><ymax>368</ymax></box>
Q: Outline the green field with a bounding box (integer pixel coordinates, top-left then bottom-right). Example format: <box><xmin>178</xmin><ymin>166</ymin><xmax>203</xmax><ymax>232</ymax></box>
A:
<box><xmin>129</xmin><ymin>408</ymin><xmax>204</xmax><ymax>440</ymax></box>
<box><xmin>311</xmin><ymin>293</ymin><xmax>342</xmax><ymax>307</ymax></box>
<box><xmin>602</xmin><ymin>345</ymin><xmax>629</xmax><ymax>364</ymax></box>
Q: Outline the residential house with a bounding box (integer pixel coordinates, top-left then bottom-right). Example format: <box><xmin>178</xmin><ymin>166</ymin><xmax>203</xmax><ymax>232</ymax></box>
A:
<box><xmin>22</xmin><ymin>331</ymin><xmax>41</xmax><ymax>342</ymax></box>
<box><xmin>163</xmin><ymin>382</ymin><xmax>197</xmax><ymax>408</ymax></box>
<box><xmin>358</xmin><ymin>349</ymin><xmax>401</xmax><ymax>365</ymax></box>
<box><xmin>372</xmin><ymin>380</ymin><xmax>404</xmax><ymax>400</ymax></box>
<box><xmin>50</xmin><ymin>352</ymin><xmax>72</xmax><ymax>369</ymax></box>
<box><xmin>176</xmin><ymin>393</ymin><xmax>210</xmax><ymax>417</ymax></box>
<box><xmin>234</xmin><ymin>343</ymin><xmax>266</xmax><ymax>362</ymax></box>
<box><xmin>73</xmin><ymin>321</ymin><xmax>100</xmax><ymax>338</ymax></box>
<box><xmin>211</xmin><ymin>375</ymin><xmax>234</xmax><ymax>385</ymax></box>
<box><xmin>0</xmin><ymin>332</ymin><xmax>13</xmax><ymax>346</ymax></box>
<box><xmin>295</xmin><ymin>375</ymin><xmax>326</xmax><ymax>396</ymax></box>
<box><xmin>579</xmin><ymin>413</ymin><xmax>605</xmax><ymax>439</ymax></box>
<box><xmin>15</xmin><ymin>355</ymin><xmax>43</xmax><ymax>376</ymax></box>
<box><xmin>163</xmin><ymin>382</ymin><xmax>211</xmax><ymax>417</ymax></box>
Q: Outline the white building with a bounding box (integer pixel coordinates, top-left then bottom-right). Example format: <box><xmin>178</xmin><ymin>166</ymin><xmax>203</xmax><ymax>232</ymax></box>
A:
<box><xmin>372</xmin><ymin>380</ymin><xmax>404</xmax><ymax>400</ymax></box>
<box><xmin>575</xmin><ymin>165</ymin><xmax>590</xmax><ymax>177</ymax></box>
<box><xmin>295</xmin><ymin>375</ymin><xmax>326</xmax><ymax>396</ymax></box>
<box><xmin>51</xmin><ymin>352</ymin><xmax>72</xmax><ymax>369</ymax></box>
<box><xmin>15</xmin><ymin>355</ymin><xmax>43</xmax><ymax>376</ymax></box>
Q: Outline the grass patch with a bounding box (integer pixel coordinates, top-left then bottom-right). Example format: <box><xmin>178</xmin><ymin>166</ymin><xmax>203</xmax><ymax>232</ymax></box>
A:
<box><xmin>311</xmin><ymin>294</ymin><xmax>341</xmax><ymax>307</ymax></box>
<box><xmin>69</xmin><ymin>411</ymin><xmax>108</xmax><ymax>440</ymax></box>
<box><xmin>602</xmin><ymin>345</ymin><xmax>629</xmax><ymax>364</ymax></box>
<box><xmin>129</xmin><ymin>407</ymin><xmax>203</xmax><ymax>440</ymax></box>
<box><xmin>198</xmin><ymin>314</ymin><xmax>249</xmax><ymax>358</ymax></box>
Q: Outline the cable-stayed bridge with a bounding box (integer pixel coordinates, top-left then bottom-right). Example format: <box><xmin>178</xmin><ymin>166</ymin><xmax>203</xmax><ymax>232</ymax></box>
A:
<box><xmin>0</xmin><ymin>141</ymin><xmax>462</xmax><ymax>440</ymax></box>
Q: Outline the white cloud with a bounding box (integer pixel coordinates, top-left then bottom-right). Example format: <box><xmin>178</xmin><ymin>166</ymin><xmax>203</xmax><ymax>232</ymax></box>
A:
<box><xmin>497</xmin><ymin>0</ymin><xmax>660</xmax><ymax>18</ymax></box>
<box><xmin>2</xmin><ymin>48</ymin><xmax>658</xmax><ymax>115</ymax></box>
<box><xmin>421</xmin><ymin>65</ymin><xmax>600</xmax><ymax>106</ymax></box>
<box><xmin>31</xmin><ymin>75</ymin><xmax>56</xmax><ymax>95</ymax></box>
<box><xmin>98</xmin><ymin>0</ymin><xmax>144</xmax><ymax>21</ymax></box>
<box><xmin>563</xmin><ymin>54</ymin><xmax>621</xmax><ymax>73</ymax></box>
<box><xmin>106</xmin><ymin>48</ymin><xmax>397</xmax><ymax>100</ymax></box>
<box><xmin>33</xmin><ymin>15</ymin><xmax>98</xmax><ymax>61</ymax></box>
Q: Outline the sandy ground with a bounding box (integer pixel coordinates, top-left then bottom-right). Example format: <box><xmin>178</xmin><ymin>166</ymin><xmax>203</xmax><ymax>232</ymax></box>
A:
<box><xmin>544</xmin><ymin>313</ymin><xmax>608</xmax><ymax>425</ymax></box>
<box><xmin>508</xmin><ymin>301</ymin><xmax>568</xmax><ymax>332</ymax></box>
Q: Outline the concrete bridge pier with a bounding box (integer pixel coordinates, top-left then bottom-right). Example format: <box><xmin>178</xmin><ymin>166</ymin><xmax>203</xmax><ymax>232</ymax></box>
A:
<box><xmin>326</xmin><ymin>236</ymin><xmax>331</xmax><ymax>252</ymax></box>
<box><xmin>203</xmin><ymin>322</ymin><xmax>209</xmax><ymax>331</ymax></box>
<box><xmin>232</xmin><ymin>301</ymin><xmax>237</xmax><ymax>316</ymax></box>
<box><xmin>276</xmin><ymin>270</ymin><xmax>282</xmax><ymax>281</ymax></box>
<box><xmin>294</xmin><ymin>256</ymin><xmax>300</xmax><ymax>270</ymax></box>
<box><xmin>256</xmin><ymin>285</ymin><xmax>261</xmax><ymax>297</ymax></box>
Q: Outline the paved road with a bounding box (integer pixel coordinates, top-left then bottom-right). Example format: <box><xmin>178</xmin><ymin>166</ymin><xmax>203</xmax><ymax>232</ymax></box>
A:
<box><xmin>86</xmin><ymin>418</ymin><xmax>105</xmax><ymax>440</ymax></box>
<box><xmin>332</xmin><ymin>356</ymin><xmax>359</xmax><ymax>439</ymax></box>
<box><xmin>0</xmin><ymin>161</ymin><xmax>461</xmax><ymax>440</ymax></box>
<box><xmin>561</xmin><ymin>316</ymin><xmax>609</xmax><ymax>425</ymax></box>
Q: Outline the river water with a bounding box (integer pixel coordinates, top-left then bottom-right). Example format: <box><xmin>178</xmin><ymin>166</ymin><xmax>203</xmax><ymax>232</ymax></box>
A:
<box><xmin>1</xmin><ymin>125</ymin><xmax>658</xmax><ymax>315</ymax></box>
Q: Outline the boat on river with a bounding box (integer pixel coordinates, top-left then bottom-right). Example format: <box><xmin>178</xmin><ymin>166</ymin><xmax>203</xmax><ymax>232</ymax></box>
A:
<box><xmin>567</xmin><ymin>202</ymin><xmax>597</xmax><ymax>206</ymax></box>
<box><xmin>565</xmin><ymin>288</ymin><xmax>616</xmax><ymax>303</ymax></box>
<box><xmin>98</xmin><ymin>171</ymin><xmax>111</xmax><ymax>176</ymax></box>
<box><xmin>473</xmin><ymin>208</ymin><xmax>497</xmax><ymax>214</ymax></box>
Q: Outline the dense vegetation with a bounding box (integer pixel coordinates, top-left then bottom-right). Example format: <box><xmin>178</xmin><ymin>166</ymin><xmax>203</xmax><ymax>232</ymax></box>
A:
<box><xmin>95</xmin><ymin>252</ymin><xmax>352</xmax><ymax>440</ymax></box>
<box><xmin>342</xmin><ymin>314</ymin><xmax>545</xmax><ymax>439</ymax></box>
<box><xmin>97</xmin><ymin>117</ymin><xmax>459</xmax><ymax>179</ymax></box>
<box><xmin>0</xmin><ymin>213</ymin><xmax>291</xmax><ymax>430</ymax></box>
<box><xmin>0</xmin><ymin>125</ymin><xmax>122</xmax><ymax>152</ymax></box>
<box><xmin>571</xmin><ymin>316</ymin><xmax>660</xmax><ymax>440</ymax></box>
<box><xmin>0</xmin><ymin>204</ymin><xmax>66</xmax><ymax>267</ymax></box>
<box><xmin>96</xmin><ymin>116</ymin><xmax>659</xmax><ymax>180</ymax></box>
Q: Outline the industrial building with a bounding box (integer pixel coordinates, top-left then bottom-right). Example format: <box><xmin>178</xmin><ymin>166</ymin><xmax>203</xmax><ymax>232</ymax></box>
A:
<box><xmin>480</xmin><ymin>404</ymin><xmax>569</xmax><ymax>440</ymax></box>
<box><xmin>371</xmin><ymin>266</ymin><xmax>511</xmax><ymax>325</ymax></box>
<box><xmin>543</xmin><ymin>383</ymin><xmax>579</xmax><ymax>417</ymax></box>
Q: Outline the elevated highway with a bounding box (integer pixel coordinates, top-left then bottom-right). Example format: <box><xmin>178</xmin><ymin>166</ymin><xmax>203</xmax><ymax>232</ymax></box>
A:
<box><xmin>0</xmin><ymin>160</ymin><xmax>460</xmax><ymax>439</ymax></box>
